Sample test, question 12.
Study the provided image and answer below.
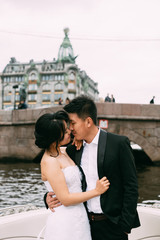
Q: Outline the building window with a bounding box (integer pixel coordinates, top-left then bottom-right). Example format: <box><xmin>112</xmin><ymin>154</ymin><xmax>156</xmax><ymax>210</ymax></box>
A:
<box><xmin>17</xmin><ymin>76</ymin><xmax>23</xmax><ymax>82</ymax></box>
<box><xmin>42</xmin><ymin>94</ymin><xmax>51</xmax><ymax>101</ymax></box>
<box><xmin>31</xmin><ymin>73</ymin><xmax>36</xmax><ymax>80</ymax></box>
<box><xmin>43</xmin><ymin>75</ymin><xmax>48</xmax><ymax>81</ymax></box>
<box><xmin>42</xmin><ymin>75</ymin><xmax>53</xmax><ymax>81</ymax></box>
<box><xmin>3</xmin><ymin>85</ymin><xmax>12</xmax><ymax>103</ymax></box>
<box><xmin>28</xmin><ymin>84</ymin><xmax>38</xmax><ymax>91</ymax></box>
<box><xmin>68</xmin><ymin>82</ymin><xmax>75</xmax><ymax>90</ymax></box>
<box><xmin>4</xmin><ymin>77</ymin><xmax>11</xmax><ymax>83</ymax></box>
<box><xmin>54</xmin><ymin>75</ymin><xmax>64</xmax><ymax>81</ymax></box>
<box><xmin>55</xmin><ymin>82</ymin><xmax>63</xmax><ymax>91</ymax></box>
<box><xmin>29</xmin><ymin>72</ymin><xmax>38</xmax><ymax>81</ymax></box>
<box><xmin>15</xmin><ymin>95</ymin><xmax>20</xmax><ymax>101</ymax></box>
<box><xmin>11</xmin><ymin>77</ymin><xmax>14</xmax><ymax>82</ymax></box>
<box><xmin>14</xmin><ymin>66</ymin><xmax>19</xmax><ymax>72</ymax></box>
<box><xmin>28</xmin><ymin>94</ymin><xmax>37</xmax><ymax>101</ymax></box>
<box><xmin>69</xmin><ymin>72</ymin><xmax>75</xmax><ymax>80</ymax></box>
<box><xmin>42</xmin><ymin>83</ymin><xmax>50</xmax><ymax>91</ymax></box>
<box><xmin>4</xmin><ymin>95</ymin><xmax>11</xmax><ymax>102</ymax></box>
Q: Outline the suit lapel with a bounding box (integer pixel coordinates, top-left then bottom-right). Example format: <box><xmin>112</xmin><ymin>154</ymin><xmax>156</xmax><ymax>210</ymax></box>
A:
<box><xmin>97</xmin><ymin>129</ymin><xmax>107</xmax><ymax>178</ymax></box>
<box><xmin>75</xmin><ymin>146</ymin><xmax>87</xmax><ymax>191</ymax></box>
<box><xmin>75</xmin><ymin>146</ymin><xmax>84</xmax><ymax>166</ymax></box>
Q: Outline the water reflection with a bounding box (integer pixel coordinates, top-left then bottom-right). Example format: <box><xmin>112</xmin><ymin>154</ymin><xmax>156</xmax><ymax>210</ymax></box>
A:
<box><xmin>0</xmin><ymin>163</ymin><xmax>46</xmax><ymax>208</ymax></box>
<box><xmin>136</xmin><ymin>163</ymin><xmax>160</xmax><ymax>203</ymax></box>
<box><xmin>0</xmin><ymin>162</ymin><xmax>160</xmax><ymax>209</ymax></box>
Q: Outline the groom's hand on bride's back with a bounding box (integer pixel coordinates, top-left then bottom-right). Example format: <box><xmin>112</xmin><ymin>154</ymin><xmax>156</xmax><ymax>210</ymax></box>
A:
<box><xmin>46</xmin><ymin>192</ymin><xmax>62</xmax><ymax>212</ymax></box>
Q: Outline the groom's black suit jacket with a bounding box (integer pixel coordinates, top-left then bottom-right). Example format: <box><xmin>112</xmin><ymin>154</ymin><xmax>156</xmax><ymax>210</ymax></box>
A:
<box><xmin>66</xmin><ymin>129</ymin><xmax>140</xmax><ymax>234</ymax></box>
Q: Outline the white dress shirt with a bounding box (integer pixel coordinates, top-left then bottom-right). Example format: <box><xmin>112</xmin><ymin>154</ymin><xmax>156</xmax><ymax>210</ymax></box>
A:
<box><xmin>81</xmin><ymin>128</ymin><xmax>103</xmax><ymax>213</ymax></box>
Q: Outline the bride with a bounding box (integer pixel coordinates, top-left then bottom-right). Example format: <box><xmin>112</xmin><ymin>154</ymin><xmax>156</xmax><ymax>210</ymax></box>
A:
<box><xmin>34</xmin><ymin>110</ymin><xmax>110</xmax><ymax>240</ymax></box>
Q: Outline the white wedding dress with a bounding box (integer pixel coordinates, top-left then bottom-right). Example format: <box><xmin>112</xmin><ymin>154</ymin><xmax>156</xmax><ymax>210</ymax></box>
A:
<box><xmin>44</xmin><ymin>165</ymin><xmax>92</xmax><ymax>240</ymax></box>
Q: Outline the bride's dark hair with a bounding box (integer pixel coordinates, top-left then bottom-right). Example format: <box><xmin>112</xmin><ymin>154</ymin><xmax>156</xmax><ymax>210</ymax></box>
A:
<box><xmin>34</xmin><ymin>110</ymin><xmax>69</xmax><ymax>153</ymax></box>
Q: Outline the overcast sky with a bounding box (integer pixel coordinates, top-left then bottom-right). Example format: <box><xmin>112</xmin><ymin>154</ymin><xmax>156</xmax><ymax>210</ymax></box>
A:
<box><xmin>0</xmin><ymin>0</ymin><xmax>160</xmax><ymax>104</ymax></box>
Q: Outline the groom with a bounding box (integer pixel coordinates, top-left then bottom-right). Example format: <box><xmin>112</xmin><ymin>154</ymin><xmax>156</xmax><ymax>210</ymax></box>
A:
<box><xmin>45</xmin><ymin>95</ymin><xmax>140</xmax><ymax>240</ymax></box>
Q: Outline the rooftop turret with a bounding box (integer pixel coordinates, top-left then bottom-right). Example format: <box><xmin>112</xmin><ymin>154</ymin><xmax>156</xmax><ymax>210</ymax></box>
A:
<box><xmin>57</xmin><ymin>28</ymin><xmax>77</xmax><ymax>63</ymax></box>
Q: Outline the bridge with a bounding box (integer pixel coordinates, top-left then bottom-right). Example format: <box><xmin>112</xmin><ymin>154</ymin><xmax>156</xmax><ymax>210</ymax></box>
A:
<box><xmin>0</xmin><ymin>103</ymin><xmax>160</xmax><ymax>162</ymax></box>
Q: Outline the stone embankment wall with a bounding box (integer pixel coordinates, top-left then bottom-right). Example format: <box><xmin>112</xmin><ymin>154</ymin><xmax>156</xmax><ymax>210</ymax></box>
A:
<box><xmin>0</xmin><ymin>103</ymin><xmax>160</xmax><ymax>162</ymax></box>
<box><xmin>0</xmin><ymin>106</ymin><xmax>62</xmax><ymax>161</ymax></box>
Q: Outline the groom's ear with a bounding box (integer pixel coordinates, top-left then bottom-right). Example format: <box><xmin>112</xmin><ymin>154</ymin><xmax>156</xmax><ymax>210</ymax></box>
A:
<box><xmin>85</xmin><ymin>117</ymin><xmax>93</xmax><ymax>128</ymax></box>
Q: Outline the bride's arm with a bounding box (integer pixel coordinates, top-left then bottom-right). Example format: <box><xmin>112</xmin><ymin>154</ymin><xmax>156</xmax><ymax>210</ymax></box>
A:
<box><xmin>43</xmin><ymin>159</ymin><xmax>109</xmax><ymax>207</ymax></box>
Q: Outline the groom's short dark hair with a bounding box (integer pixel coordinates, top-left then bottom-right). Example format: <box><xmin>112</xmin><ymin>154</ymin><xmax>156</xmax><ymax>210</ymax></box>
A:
<box><xmin>64</xmin><ymin>95</ymin><xmax>97</xmax><ymax>125</ymax></box>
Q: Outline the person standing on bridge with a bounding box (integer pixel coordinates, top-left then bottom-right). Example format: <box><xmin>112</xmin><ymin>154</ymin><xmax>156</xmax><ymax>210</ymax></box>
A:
<box><xmin>150</xmin><ymin>96</ymin><xmax>155</xmax><ymax>104</ymax></box>
<box><xmin>111</xmin><ymin>94</ymin><xmax>115</xmax><ymax>102</ymax></box>
<box><xmin>104</xmin><ymin>93</ymin><xmax>111</xmax><ymax>102</ymax></box>
<box><xmin>45</xmin><ymin>95</ymin><xmax>140</xmax><ymax>240</ymax></box>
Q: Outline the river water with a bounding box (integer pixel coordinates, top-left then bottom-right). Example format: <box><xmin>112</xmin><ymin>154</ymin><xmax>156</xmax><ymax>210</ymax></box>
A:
<box><xmin>0</xmin><ymin>161</ymin><xmax>160</xmax><ymax>209</ymax></box>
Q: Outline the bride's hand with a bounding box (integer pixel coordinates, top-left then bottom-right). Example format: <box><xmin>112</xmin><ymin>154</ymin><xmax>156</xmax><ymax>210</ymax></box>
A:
<box><xmin>72</xmin><ymin>137</ymin><xmax>83</xmax><ymax>150</ymax></box>
<box><xmin>95</xmin><ymin>177</ymin><xmax>110</xmax><ymax>195</ymax></box>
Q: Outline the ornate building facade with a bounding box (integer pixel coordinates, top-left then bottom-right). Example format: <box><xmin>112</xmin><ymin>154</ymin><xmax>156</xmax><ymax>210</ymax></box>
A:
<box><xmin>0</xmin><ymin>28</ymin><xmax>99</xmax><ymax>110</ymax></box>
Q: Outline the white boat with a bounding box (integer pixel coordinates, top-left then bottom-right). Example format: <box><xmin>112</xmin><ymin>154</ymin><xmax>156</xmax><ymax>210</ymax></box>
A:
<box><xmin>0</xmin><ymin>204</ymin><xmax>160</xmax><ymax>240</ymax></box>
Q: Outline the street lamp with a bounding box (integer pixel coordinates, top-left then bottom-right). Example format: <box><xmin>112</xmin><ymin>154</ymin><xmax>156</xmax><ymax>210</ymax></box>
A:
<box><xmin>13</xmin><ymin>84</ymin><xmax>18</xmax><ymax>110</ymax></box>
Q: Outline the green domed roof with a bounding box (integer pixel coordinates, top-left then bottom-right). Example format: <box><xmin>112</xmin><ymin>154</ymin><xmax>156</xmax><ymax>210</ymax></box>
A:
<box><xmin>58</xmin><ymin>28</ymin><xmax>77</xmax><ymax>63</ymax></box>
